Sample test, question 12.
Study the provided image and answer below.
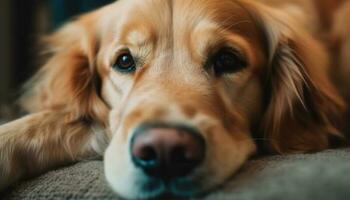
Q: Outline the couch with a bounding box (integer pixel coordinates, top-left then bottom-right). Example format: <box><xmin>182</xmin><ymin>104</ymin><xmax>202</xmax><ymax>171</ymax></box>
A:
<box><xmin>2</xmin><ymin>148</ymin><xmax>350</xmax><ymax>200</ymax></box>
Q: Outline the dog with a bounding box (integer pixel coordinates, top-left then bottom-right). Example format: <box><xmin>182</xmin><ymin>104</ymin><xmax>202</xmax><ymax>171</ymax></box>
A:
<box><xmin>1</xmin><ymin>0</ymin><xmax>349</xmax><ymax>199</ymax></box>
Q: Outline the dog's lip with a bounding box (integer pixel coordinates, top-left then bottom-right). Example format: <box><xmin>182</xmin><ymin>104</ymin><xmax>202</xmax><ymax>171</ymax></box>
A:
<box><xmin>138</xmin><ymin>176</ymin><xmax>202</xmax><ymax>199</ymax></box>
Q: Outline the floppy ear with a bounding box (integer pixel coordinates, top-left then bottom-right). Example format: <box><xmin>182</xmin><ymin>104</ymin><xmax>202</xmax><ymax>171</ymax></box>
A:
<box><xmin>251</xmin><ymin>4</ymin><xmax>346</xmax><ymax>153</ymax></box>
<box><xmin>20</xmin><ymin>9</ymin><xmax>109</xmax><ymax>124</ymax></box>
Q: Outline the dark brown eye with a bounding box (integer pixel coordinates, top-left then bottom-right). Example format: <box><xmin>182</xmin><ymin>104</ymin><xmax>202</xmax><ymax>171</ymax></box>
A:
<box><xmin>113</xmin><ymin>52</ymin><xmax>136</xmax><ymax>73</ymax></box>
<box><xmin>212</xmin><ymin>49</ymin><xmax>247</xmax><ymax>75</ymax></box>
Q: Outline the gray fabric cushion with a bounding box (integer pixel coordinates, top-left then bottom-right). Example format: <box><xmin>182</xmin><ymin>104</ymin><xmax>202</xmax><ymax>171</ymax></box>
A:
<box><xmin>3</xmin><ymin>149</ymin><xmax>350</xmax><ymax>200</ymax></box>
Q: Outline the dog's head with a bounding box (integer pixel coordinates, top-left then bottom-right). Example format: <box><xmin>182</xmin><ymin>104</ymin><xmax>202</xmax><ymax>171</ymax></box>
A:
<box><xmin>24</xmin><ymin>0</ymin><xmax>345</xmax><ymax>199</ymax></box>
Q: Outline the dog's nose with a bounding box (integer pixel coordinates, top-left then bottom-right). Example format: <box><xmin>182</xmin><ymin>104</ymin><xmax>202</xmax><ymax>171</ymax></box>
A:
<box><xmin>130</xmin><ymin>124</ymin><xmax>205</xmax><ymax>179</ymax></box>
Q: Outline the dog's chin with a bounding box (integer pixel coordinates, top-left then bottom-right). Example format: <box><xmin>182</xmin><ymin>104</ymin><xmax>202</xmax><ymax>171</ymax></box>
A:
<box><xmin>106</xmin><ymin>173</ymin><xmax>208</xmax><ymax>200</ymax></box>
<box><xmin>145</xmin><ymin>178</ymin><xmax>206</xmax><ymax>199</ymax></box>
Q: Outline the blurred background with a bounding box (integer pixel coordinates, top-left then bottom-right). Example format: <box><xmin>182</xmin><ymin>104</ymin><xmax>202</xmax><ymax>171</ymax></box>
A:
<box><xmin>0</xmin><ymin>0</ymin><xmax>114</xmax><ymax>118</ymax></box>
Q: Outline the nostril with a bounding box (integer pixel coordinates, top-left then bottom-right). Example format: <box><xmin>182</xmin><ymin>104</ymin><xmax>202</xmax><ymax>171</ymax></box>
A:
<box><xmin>171</xmin><ymin>146</ymin><xmax>187</xmax><ymax>163</ymax></box>
<box><xmin>133</xmin><ymin>145</ymin><xmax>158</xmax><ymax>168</ymax></box>
<box><xmin>170</xmin><ymin>145</ymin><xmax>198</xmax><ymax>164</ymax></box>
<box><xmin>169</xmin><ymin>144</ymin><xmax>204</xmax><ymax>177</ymax></box>
<box><xmin>139</xmin><ymin>146</ymin><xmax>157</xmax><ymax>161</ymax></box>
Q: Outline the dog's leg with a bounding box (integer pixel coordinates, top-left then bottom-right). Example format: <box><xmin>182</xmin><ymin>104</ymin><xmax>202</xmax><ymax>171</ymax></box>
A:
<box><xmin>0</xmin><ymin>110</ymin><xmax>108</xmax><ymax>191</ymax></box>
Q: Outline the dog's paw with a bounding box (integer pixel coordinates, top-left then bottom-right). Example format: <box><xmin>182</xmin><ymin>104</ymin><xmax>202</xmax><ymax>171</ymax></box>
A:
<box><xmin>0</xmin><ymin>159</ymin><xmax>11</xmax><ymax>192</ymax></box>
<box><xmin>0</xmin><ymin>135</ymin><xmax>20</xmax><ymax>192</ymax></box>
<box><xmin>0</xmin><ymin>159</ymin><xmax>21</xmax><ymax>192</ymax></box>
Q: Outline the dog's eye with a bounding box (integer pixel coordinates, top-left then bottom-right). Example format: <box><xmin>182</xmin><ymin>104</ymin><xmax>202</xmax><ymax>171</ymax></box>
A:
<box><xmin>212</xmin><ymin>49</ymin><xmax>247</xmax><ymax>75</ymax></box>
<box><xmin>113</xmin><ymin>52</ymin><xmax>136</xmax><ymax>73</ymax></box>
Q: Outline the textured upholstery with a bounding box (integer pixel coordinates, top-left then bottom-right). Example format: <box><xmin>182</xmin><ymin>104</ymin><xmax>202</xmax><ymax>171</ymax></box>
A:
<box><xmin>3</xmin><ymin>149</ymin><xmax>350</xmax><ymax>200</ymax></box>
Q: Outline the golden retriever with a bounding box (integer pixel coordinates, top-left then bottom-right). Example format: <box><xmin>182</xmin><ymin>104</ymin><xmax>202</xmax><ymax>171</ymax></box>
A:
<box><xmin>1</xmin><ymin>0</ymin><xmax>349</xmax><ymax>199</ymax></box>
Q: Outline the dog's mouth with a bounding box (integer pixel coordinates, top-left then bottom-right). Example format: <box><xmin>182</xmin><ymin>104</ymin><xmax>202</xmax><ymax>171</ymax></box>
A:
<box><xmin>133</xmin><ymin>175</ymin><xmax>206</xmax><ymax>199</ymax></box>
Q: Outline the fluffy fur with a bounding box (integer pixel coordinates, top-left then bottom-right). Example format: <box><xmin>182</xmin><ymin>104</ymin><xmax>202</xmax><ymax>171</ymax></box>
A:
<box><xmin>1</xmin><ymin>0</ymin><xmax>349</xmax><ymax>199</ymax></box>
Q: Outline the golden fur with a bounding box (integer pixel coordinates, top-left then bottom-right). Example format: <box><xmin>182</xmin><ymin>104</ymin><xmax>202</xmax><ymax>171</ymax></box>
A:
<box><xmin>1</xmin><ymin>0</ymin><xmax>349</xmax><ymax>198</ymax></box>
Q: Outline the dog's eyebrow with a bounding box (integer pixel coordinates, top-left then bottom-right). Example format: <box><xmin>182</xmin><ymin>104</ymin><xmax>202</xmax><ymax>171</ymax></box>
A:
<box><xmin>117</xmin><ymin>22</ymin><xmax>155</xmax><ymax>48</ymax></box>
<box><xmin>114</xmin><ymin>27</ymin><xmax>155</xmax><ymax>61</ymax></box>
<box><xmin>191</xmin><ymin>22</ymin><xmax>249</xmax><ymax>64</ymax></box>
<box><xmin>126</xmin><ymin>30</ymin><xmax>150</xmax><ymax>46</ymax></box>
<box><xmin>189</xmin><ymin>20</ymin><xmax>222</xmax><ymax>60</ymax></box>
